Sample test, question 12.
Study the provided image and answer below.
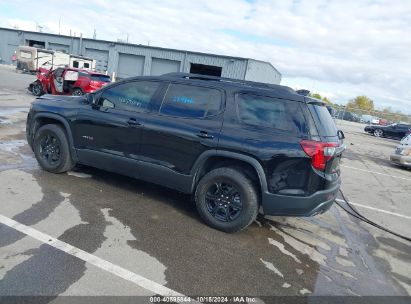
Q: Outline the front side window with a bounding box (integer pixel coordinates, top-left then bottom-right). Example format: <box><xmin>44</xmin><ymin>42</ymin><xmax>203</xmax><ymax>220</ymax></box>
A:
<box><xmin>160</xmin><ymin>83</ymin><xmax>222</xmax><ymax>118</ymax></box>
<box><xmin>99</xmin><ymin>81</ymin><xmax>159</xmax><ymax>112</ymax></box>
<box><xmin>237</xmin><ymin>93</ymin><xmax>307</xmax><ymax>134</ymax></box>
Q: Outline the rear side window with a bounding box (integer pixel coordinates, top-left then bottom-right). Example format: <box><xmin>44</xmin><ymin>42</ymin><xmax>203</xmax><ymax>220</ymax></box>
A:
<box><xmin>237</xmin><ymin>94</ymin><xmax>308</xmax><ymax>134</ymax></box>
<box><xmin>160</xmin><ymin>83</ymin><xmax>222</xmax><ymax>118</ymax></box>
<box><xmin>308</xmin><ymin>104</ymin><xmax>338</xmax><ymax>137</ymax></box>
<box><xmin>91</xmin><ymin>74</ymin><xmax>111</xmax><ymax>82</ymax></box>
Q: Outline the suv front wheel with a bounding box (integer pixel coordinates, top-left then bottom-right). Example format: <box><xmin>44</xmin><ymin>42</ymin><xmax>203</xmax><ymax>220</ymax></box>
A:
<box><xmin>195</xmin><ymin>167</ymin><xmax>258</xmax><ymax>233</ymax></box>
<box><xmin>33</xmin><ymin>124</ymin><xmax>74</xmax><ymax>173</ymax></box>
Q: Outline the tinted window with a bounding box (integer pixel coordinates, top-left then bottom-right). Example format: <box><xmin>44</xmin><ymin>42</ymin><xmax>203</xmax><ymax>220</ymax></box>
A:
<box><xmin>84</xmin><ymin>62</ymin><xmax>90</xmax><ymax>68</ymax></box>
<box><xmin>99</xmin><ymin>81</ymin><xmax>159</xmax><ymax>113</ymax></box>
<box><xmin>237</xmin><ymin>94</ymin><xmax>307</xmax><ymax>134</ymax></box>
<box><xmin>91</xmin><ymin>74</ymin><xmax>111</xmax><ymax>82</ymax></box>
<box><xmin>308</xmin><ymin>104</ymin><xmax>338</xmax><ymax>136</ymax></box>
<box><xmin>160</xmin><ymin>83</ymin><xmax>222</xmax><ymax>118</ymax></box>
<box><xmin>72</xmin><ymin>61</ymin><xmax>79</xmax><ymax>68</ymax></box>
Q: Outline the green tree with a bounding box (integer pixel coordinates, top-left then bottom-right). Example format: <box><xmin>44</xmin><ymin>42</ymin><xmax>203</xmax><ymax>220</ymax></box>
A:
<box><xmin>347</xmin><ymin>96</ymin><xmax>374</xmax><ymax>111</ymax></box>
<box><xmin>309</xmin><ymin>92</ymin><xmax>332</xmax><ymax>104</ymax></box>
<box><xmin>310</xmin><ymin>92</ymin><xmax>322</xmax><ymax>100</ymax></box>
<box><xmin>322</xmin><ymin>96</ymin><xmax>332</xmax><ymax>104</ymax></box>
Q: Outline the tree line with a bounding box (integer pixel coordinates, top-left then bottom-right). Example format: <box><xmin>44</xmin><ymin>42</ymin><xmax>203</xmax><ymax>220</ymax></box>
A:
<box><xmin>309</xmin><ymin>92</ymin><xmax>409</xmax><ymax>122</ymax></box>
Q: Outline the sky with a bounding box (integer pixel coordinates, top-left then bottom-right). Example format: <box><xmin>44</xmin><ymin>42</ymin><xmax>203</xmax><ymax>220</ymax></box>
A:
<box><xmin>0</xmin><ymin>0</ymin><xmax>410</xmax><ymax>113</ymax></box>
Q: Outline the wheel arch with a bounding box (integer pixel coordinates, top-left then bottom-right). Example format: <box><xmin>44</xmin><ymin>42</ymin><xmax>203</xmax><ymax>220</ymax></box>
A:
<box><xmin>191</xmin><ymin>150</ymin><xmax>268</xmax><ymax>195</ymax></box>
<box><xmin>30</xmin><ymin>113</ymin><xmax>78</xmax><ymax>162</ymax></box>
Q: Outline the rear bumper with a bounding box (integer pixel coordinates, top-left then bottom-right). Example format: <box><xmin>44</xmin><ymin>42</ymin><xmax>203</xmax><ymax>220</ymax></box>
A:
<box><xmin>390</xmin><ymin>154</ymin><xmax>411</xmax><ymax>168</ymax></box>
<box><xmin>261</xmin><ymin>179</ymin><xmax>341</xmax><ymax>216</ymax></box>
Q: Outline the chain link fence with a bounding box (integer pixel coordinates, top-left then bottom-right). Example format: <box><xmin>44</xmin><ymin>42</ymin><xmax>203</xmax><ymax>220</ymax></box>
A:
<box><xmin>327</xmin><ymin>104</ymin><xmax>411</xmax><ymax>126</ymax></box>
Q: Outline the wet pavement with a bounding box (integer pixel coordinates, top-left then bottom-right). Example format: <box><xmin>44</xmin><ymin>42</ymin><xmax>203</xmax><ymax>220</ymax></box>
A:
<box><xmin>0</xmin><ymin>65</ymin><xmax>410</xmax><ymax>302</ymax></box>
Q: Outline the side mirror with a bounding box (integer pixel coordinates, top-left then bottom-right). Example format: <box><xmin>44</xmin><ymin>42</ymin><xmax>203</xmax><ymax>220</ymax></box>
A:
<box><xmin>88</xmin><ymin>93</ymin><xmax>99</xmax><ymax>109</ymax></box>
<box><xmin>338</xmin><ymin>130</ymin><xmax>345</xmax><ymax>140</ymax></box>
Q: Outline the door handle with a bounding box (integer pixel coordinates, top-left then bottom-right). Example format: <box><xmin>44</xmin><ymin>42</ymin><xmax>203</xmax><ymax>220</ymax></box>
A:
<box><xmin>196</xmin><ymin>131</ymin><xmax>214</xmax><ymax>139</ymax></box>
<box><xmin>127</xmin><ymin>118</ymin><xmax>141</xmax><ymax>126</ymax></box>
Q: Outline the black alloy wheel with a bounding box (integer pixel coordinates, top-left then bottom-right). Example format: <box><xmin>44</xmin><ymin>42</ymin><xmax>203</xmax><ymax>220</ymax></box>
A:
<box><xmin>33</xmin><ymin>124</ymin><xmax>74</xmax><ymax>173</ymax></box>
<box><xmin>38</xmin><ymin>134</ymin><xmax>61</xmax><ymax>166</ymax></box>
<box><xmin>205</xmin><ymin>181</ymin><xmax>243</xmax><ymax>222</ymax></box>
<box><xmin>195</xmin><ymin>167</ymin><xmax>258</xmax><ymax>233</ymax></box>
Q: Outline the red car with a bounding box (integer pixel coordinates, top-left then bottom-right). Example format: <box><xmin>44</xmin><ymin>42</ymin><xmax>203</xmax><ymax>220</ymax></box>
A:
<box><xmin>29</xmin><ymin>67</ymin><xmax>111</xmax><ymax>96</ymax></box>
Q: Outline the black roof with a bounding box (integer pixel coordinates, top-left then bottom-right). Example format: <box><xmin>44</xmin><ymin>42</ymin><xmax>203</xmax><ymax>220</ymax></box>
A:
<box><xmin>153</xmin><ymin>73</ymin><xmax>307</xmax><ymax>102</ymax></box>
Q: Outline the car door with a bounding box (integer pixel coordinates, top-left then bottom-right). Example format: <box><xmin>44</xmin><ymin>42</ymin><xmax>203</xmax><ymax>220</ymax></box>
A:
<box><xmin>51</xmin><ymin>68</ymin><xmax>65</xmax><ymax>94</ymax></box>
<box><xmin>72</xmin><ymin>80</ymin><xmax>162</xmax><ymax>171</ymax></box>
<box><xmin>138</xmin><ymin>82</ymin><xmax>224</xmax><ymax>190</ymax></box>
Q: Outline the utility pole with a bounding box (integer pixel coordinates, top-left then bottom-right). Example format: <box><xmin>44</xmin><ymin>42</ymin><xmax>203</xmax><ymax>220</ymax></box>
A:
<box><xmin>93</xmin><ymin>29</ymin><xmax>97</xmax><ymax>39</ymax></box>
<box><xmin>58</xmin><ymin>17</ymin><xmax>61</xmax><ymax>35</ymax></box>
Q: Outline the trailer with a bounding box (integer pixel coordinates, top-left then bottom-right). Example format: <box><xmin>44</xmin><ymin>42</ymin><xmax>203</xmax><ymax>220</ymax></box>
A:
<box><xmin>15</xmin><ymin>46</ymin><xmax>96</xmax><ymax>72</ymax></box>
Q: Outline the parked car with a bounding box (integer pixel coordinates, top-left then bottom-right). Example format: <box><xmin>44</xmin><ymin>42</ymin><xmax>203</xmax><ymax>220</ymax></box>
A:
<box><xmin>390</xmin><ymin>134</ymin><xmax>411</xmax><ymax>168</ymax></box>
<box><xmin>26</xmin><ymin>73</ymin><xmax>345</xmax><ymax>232</ymax></box>
<box><xmin>364</xmin><ymin>123</ymin><xmax>411</xmax><ymax>139</ymax></box>
<box><xmin>336</xmin><ymin>110</ymin><xmax>360</xmax><ymax>122</ymax></box>
<box><xmin>378</xmin><ymin>118</ymin><xmax>389</xmax><ymax>126</ymax></box>
<box><xmin>361</xmin><ymin>115</ymin><xmax>379</xmax><ymax>124</ymax></box>
<box><xmin>28</xmin><ymin>67</ymin><xmax>111</xmax><ymax>97</ymax></box>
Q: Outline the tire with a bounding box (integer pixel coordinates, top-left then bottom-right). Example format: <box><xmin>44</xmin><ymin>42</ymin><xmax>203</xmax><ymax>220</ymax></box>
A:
<box><xmin>33</xmin><ymin>124</ymin><xmax>74</xmax><ymax>173</ymax></box>
<box><xmin>32</xmin><ymin>81</ymin><xmax>43</xmax><ymax>96</ymax></box>
<box><xmin>373</xmin><ymin>129</ymin><xmax>383</xmax><ymax>137</ymax></box>
<box><xmin>72</xmin><ymin>88</ymin><xmax>83</xmax><ymax>96</ymax></box>
<box><xmin>195</xmin><ymin>167</ymin><xmax>259</xmax><ymax>233</ymax></box>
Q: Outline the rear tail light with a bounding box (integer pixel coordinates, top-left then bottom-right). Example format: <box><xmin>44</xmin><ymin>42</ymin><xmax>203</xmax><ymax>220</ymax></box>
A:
<box><xmin>300</xmin><ymin>140</ymin><xmax>338</xmax><ymax>171</ymax></box>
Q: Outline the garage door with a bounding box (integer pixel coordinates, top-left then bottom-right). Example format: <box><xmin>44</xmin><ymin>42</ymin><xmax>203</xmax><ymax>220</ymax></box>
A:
<box><xmin>48</xmin><ymin>43</ymin><xmax>70</xmax><ymax>53</ymax></box>
<box><xmin>151</xmin><ymin>58</ymin><xmax>180</xmax><ymax>76</ymax></box>
<box><xmin>117</xmin><ymin>53</ymin><xmax>145</xmax><ymax>79</ymax></box>
<box><xmin>85</xmin><ymin>48</ymin><xmax>109</xmax><ymax>72</ymax></box>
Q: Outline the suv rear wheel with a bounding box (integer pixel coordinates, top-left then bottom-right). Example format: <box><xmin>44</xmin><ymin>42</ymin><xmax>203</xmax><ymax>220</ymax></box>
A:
<box><xmin>72</xmin><ymin>88</ymin><xmax>83</xmax><ymax>96</ymax></box>
<box><xmin>33</xmin><ymin>124</ymin><xmax>74</xmax><ymax>173</ymax></box>
<box><xmin>195</xmin><ymin>167</ymin><xmax>258</xmax><ymax>233</ymax></box>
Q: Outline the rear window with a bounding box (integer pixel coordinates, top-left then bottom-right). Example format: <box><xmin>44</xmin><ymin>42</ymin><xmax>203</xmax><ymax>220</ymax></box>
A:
<box><xmin>236</xmin><ymin>94</ymin><xmax>308</xmax><ymax>134</ymax></box>
<box><xmin>308</xmin><ymin>104</ymin><xmax>338</xmax><ymax>137</ymax></box>
<box><xmin>91</xmin><ymin>74</ymin><xmax>111</xmax><ymax>82</ymax></box>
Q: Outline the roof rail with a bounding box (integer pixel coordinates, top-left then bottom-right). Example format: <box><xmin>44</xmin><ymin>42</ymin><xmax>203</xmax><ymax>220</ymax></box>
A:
<box><xmin>161</xmin><ymin>72</ymin><xmax>282</xmax><ymax>91</ymax></box>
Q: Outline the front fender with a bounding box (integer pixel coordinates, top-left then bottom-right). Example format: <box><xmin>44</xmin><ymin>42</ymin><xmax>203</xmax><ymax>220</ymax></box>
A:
<box><xmin>29</xmin><ymin>112</ymin><xmax>78</xmax><ymax>162</ymax></box>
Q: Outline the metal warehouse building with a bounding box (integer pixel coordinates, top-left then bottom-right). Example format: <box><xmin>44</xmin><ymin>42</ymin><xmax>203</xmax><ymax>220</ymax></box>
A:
<box><xmin>0</xmin><ymin>27</ymin><xmax>281</xmax><ymax>84</ymax></box>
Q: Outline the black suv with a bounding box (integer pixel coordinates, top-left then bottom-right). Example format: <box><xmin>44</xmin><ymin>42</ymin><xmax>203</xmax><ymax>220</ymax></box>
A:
<box><xmin>26</xmin><ymin>73</ymin><xmax>344</xmax><ymax>232</ymax></box>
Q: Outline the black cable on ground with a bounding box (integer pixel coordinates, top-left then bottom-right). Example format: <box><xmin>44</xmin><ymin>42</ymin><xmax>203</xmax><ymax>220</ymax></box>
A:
<box><xmin>336</xmin><ymin>189</ymin><xmax>411</xmax><ymax>242</ymax></box>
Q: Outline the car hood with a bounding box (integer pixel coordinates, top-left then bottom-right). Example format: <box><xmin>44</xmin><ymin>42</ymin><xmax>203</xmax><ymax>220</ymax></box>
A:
<box><xmin>36</xmin><ymin>94</ymin><xmax>86</xmax><ymax>103</ymax></box>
